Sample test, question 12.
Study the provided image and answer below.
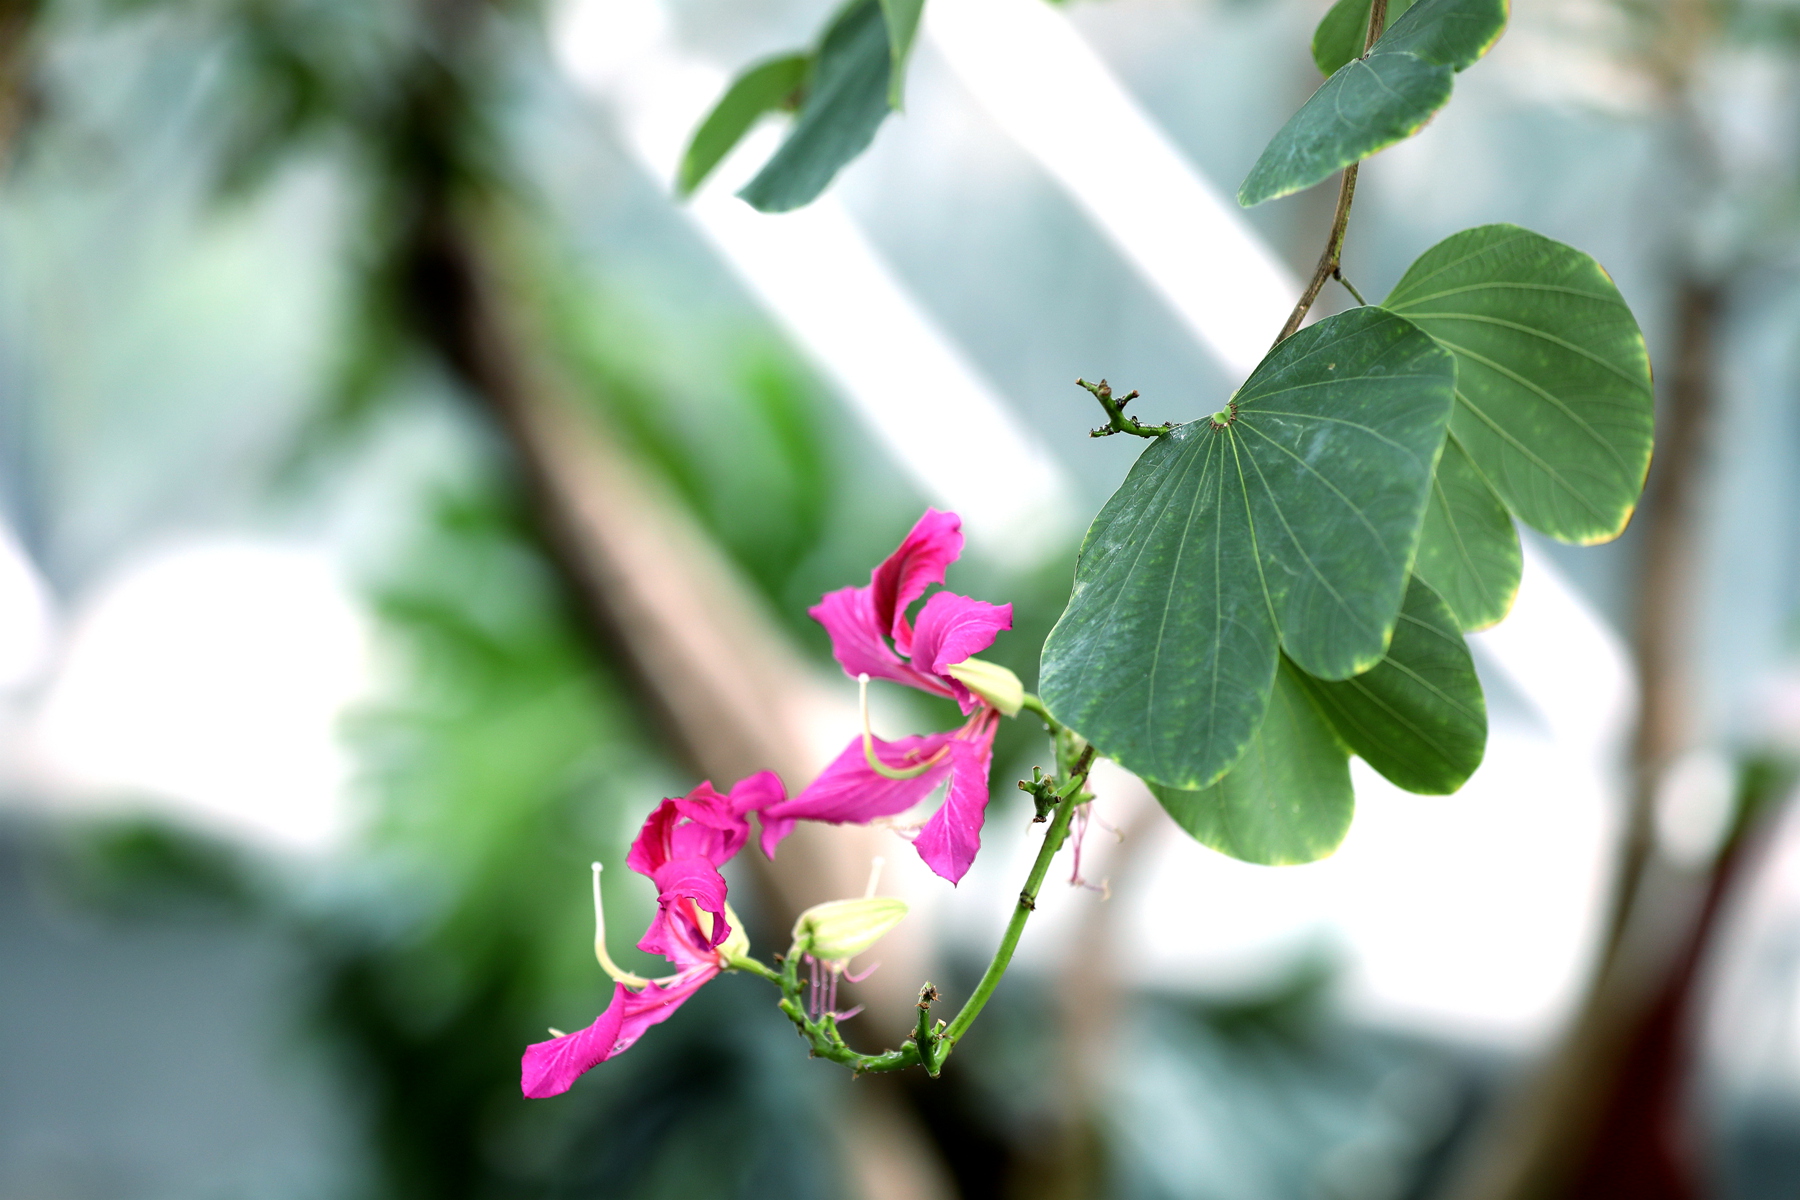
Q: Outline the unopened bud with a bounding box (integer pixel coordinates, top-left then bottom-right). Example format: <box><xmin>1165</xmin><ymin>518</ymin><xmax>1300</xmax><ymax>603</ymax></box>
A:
<box><xmin>793</xmin><ymin>896</ymin><xmax>909</xmax><ymax>963</ymax></box>
<box><xmin>944</xmin><ymin>657</ymin><xmax>1024</xmax><ymax>717</ymax></box>
<box><xmin>717</xmin><ymin>902</ymin><xmax>753</xmax><ymax>967</ymax></box>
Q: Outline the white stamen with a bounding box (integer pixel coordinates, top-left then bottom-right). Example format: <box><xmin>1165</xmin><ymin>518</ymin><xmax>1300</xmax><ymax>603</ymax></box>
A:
<box><xmin>592</xmin><ymin>861</ymin><xmax>651</xmax><ymax>988</ymax></box>
<box><xmin>548</xmin><ymin>1027</ymin><xmax>567</xmax><ymax>1038</ymax></box>
<box><xmin>864</xmin><ymin>856</ymin><xmax>885</xmax><ymax>899</ymax></box>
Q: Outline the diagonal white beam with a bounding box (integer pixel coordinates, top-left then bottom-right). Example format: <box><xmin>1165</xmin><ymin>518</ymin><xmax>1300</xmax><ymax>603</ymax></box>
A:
<box><xmin>551</xmin><ymin>0</ymin><xmax>1076</xmax><ymax>563</ymax></box>
<box><xmin>923</xmin><ymin>0</ymin><xmax>1301</xmax><ymax>380</ymax></box>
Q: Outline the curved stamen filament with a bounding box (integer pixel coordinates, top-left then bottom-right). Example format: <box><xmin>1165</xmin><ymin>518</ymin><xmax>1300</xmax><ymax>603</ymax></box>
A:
<box><xmin>859</xmin><ymin>673</ymin><xmax>951</xmax><ymax>780</ymax></box>
<box><xmin>592</xmin><ymin>862</ymin><xmax>652</xmax><ymax>989</ymax></box>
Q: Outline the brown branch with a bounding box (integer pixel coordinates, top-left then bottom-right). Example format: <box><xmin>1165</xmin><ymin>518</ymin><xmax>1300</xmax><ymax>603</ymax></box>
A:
<box><xmin>1271</xmin><ymin>0</ymin><xmax>1386</xmax><ymax>345</ymax></box>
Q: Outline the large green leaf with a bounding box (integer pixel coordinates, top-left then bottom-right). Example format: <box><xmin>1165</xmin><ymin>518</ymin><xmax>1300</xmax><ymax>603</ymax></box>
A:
<box><xmin>678</xmin><ymin>54</ymin><xmax>813</xmax><ymax>197</ymax></box>
<box><xmin>1239</xmin><ymin>0</ymin><xmax>1508</xmax><ymax>207</ymax></box>
<box><xmin>1413</xmin><ymin>432</ymin><xmax>1521</xmax><ymax>630</ymax></box>
<box><xmin>1149</xmin><ymin>661</ymin><xmax>1354</xmax><ymax>865</ymax></box>
<box><xmin>1293</xmin><ymin>575</ymin><xmax>1487</xmax><ymax>794</ymax></box>
<box><xmin>1383</xmin><ymin>224</ymin><xmax>1654</xmax><ymax>544</ymax></box>
<box><xmin>1039</xmin><ymin>307</ymin><xmax>1455</xmax><ymax>790</ymax></box>
<box><xmin>1313</xmin><ymin>0</ymin><xmax>1417</xmax><ymax>76</ymax></box>
<box><xmin>879</xmin><ymin>0</ymin><xmax>926</xmax><ymax>107</ymax></box>
<box><xmin>739</xmin><ymin>0</ymin><xmax>892</xmax><ymax>213</ymax></box>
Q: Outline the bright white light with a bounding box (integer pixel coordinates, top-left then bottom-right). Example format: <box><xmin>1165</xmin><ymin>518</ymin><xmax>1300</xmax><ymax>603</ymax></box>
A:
<box><xmin>24</xmin><ymin>541</ymin><xmax>371</xmax><ymax>853</ymax></box>
<box><xmin>1471</xmin><ymin>539</ymin><xmax>1636</xmax><ymax>757</ymax></box>
<box><xmin>1654</xmin><ymin>748</ymin><xmax>1737</xmax><ymax>870</ymax></box>
<box><xmin>550</xmin><ymin>0</ymin><xmax>1077</xmax><ymax>563</ymax></box>
<box><xmin>0</xmin><ymin>520</ymin><xmax>55</xmax><ymax>691</ymax></box>
<box><xmin>923</xmin><ymin>0</ymin><xmax>1300</xmax><ymax>380</ymax></box>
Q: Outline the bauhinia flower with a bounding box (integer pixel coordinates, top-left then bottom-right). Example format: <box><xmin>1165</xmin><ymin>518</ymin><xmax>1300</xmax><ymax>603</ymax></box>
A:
<box><xmin>520</xmin><ymin>772</ymin><xmax>783</xmax><ymax>1098</ymax></box>
<box><xmin>759</xmin><ymin>509</ymin><xmax>1022</xmax><ymax>884</ymax></box>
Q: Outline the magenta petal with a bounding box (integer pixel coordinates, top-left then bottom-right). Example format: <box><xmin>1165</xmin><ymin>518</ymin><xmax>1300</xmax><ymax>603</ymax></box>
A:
<box><xmin>643</xmin><ymin>857</ymin><xmax>731</xmax><ymax>954</ymax></box>
<box><xmin>521</xmin><ymin>968</ymin><xmax>719</xmax><ymax>1098</ymax></box>
<box><xmin>810</xmin><ymin>586</ymin><xmax>946</xmax><ymax>695</ymax></box>
<box><xmin>522</xmin><ymin>983</ymin><xmax>631</xmax><ymax>1098</ymax></box>
<box><xmin>912</xmin><ymin>718</ymin><xmax>999</xmax><ymax>885</ymax></box>
<box><xmin>759</xmin><ymin>731</ymin><xmax>957</xmax><ymax>857</ymax></box>
<box><xmin>727</xmin><ymin>770</ymin><xmax>786</xmax><ymax>817</ymax></box>
<box><xmin>909</xmin><ymin>592</ymin><xmax>1013</xmax><ymax>678</ymax></box>
<box><xmin>869</xmin><ymin>509</ymin><xmax>963</xmax><ymax>654</ymax></box>
<box><xmin>628</xmin><ymin>783</ymin><xmax>755</xmax><ymax>878</ymax></box>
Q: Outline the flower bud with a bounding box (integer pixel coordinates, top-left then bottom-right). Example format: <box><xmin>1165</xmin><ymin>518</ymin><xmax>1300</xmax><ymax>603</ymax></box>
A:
<box><xmin>717</xmin><ymin>902</ymin><xmax>753</xmax><ymax>967</ymax></box>
<box><xmin>944</xmin><ymin>656</ymin><xmax>1024</xmax><ymax>717</ymax></box>
<box><xmin>793</xmin><ymin>896</ymin><xmax>909</xmax><ymax>963</ymax></box>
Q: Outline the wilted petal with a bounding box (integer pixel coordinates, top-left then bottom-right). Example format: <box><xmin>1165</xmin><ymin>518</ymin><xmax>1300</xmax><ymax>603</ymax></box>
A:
<box><xmin>759</xmin><ymin>730</ymin><xmax>957</xmax><ymax>858</ymax></box>
<box><xmin>909</xmin><ymin>592</ymin><xmax>1013</xmax><ymax>709</ymax></box>
<box><xmin>912</xmin><ymin>716</ymin><xmax>999</xmax><ymax>885</ymax></box>
<box><xmin>869</xmin><ymin>509</ymin><xmax>963</xmax><ymax>655</ymax></box>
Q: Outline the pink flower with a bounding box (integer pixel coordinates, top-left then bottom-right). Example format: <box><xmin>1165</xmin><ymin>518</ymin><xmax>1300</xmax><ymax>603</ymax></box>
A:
<box><xmin>520</xmin><ymin>772</ymin><xmax>783</xmax><ymax>1098</ymax></box>
<box><xmin>760</xmin><ymin>510</ymin><xmax>1014</xmax><ymax>884</ymax></box>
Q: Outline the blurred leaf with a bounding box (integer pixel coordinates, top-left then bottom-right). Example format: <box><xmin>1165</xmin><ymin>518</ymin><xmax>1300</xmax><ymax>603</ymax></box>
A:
<box><xmin>1383</xmin><ymin>223</ymin><xmax>1654</xmax><ymax>544</ymax></box>
<box><xmin>879</xmin><ymin>0</ymin><xmax>925</xmax><ymax>107</ymax></box>
<box><xmin>739</xmin><ymin>0</ymin><xmax>892</xmax><ymax>213</ymax></box>
<box><xmin>1293</xmin><ymin>574</ymin><xmax>1487</xmax><ymax>794</ymax></box>
<box><xmin>1239</xmin><ymin>0</ymin><xmax>1507</xmax><ymax>206</ymax></box>
<box><xmin>1312</xmin><ymin>0</ymin><xmax>1416</xmax><ymax>76</ymax></box>
<box><xmin>678</xmin><ymin>53</ymin><xmax>812</xmax><ymax>197</ymax></box>
<box><xmin>1039</xmin><ymin>308</ymin><xmax>1453</xmax><ymax>790</ymax></box>
<box><xmin>1149</xmin><ymin>661</ymin><xmax>1353</xmax><ymax>865</ymax></box>
<box><xmin>1413</xmin><ymin>432</ymin><xmax>1520</xmax><ymax>630</ymax></box>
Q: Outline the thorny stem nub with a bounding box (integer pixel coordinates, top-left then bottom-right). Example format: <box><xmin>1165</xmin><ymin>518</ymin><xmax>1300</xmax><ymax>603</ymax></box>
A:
<box><xmin>738</xmin><ymin>693</ymin><xmax>1101</xmax><ymax>1076</ymax></box>
<box><xmin>1273</xmin><ymin>0</ymin><xmax>1388</xmax><ymax>346</ymax></box>
<box><xmin>1078</xmin><ymin>377</ymin><xmax>1170</xmax><ymax>438</ymax></box>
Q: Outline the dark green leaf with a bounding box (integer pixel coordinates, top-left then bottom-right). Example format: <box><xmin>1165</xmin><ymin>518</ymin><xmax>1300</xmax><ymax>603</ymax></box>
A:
<box><xmin>679</xmin><ymin>54</ymin><xmax>813</xmax><ymax>197</ymax></box>
<box><xmin>1240</xmin><ymin>0</ymin><xmax>1508</xmax><ymax>207</ymax></box>
<box><xmin>879</xmin><ymin>0</ymin><xmax>926</xmax><ymax>107</ymax></box>
<box><xmin>1039</xmin><ymin>308</ymin><xmax>1454</xmax><ymax>790</ymax></box>
<box><xmin>1378</xmin><ymin>0</ymin><xmax>1510</xmax><ymax>68</ymax></box>
<box><xmin>1383</xmin><ymin>223</ymin><xmax>1654</xmax><ymax>544</ymax></box>
<box><xmin>1312</xmin><ymin>0</ymin><xmax>1417</xmax><ymax>76</ymax></box>
<box><xmin>739</xmin><ymin>0</ymin><xmax>892</xmax><ymax>213</ymax></box>
<box><xmin>1292</xmin><ymin>575</ymin><xmax>1487</xmax><ymax>793</ymax></box>
<box><xmin>1413</xmin><ymin>432</ymin><xmax>1520</xmax><ymax>630</ymax></box>
<box><xmin>1149</xmin><ymin>661</ymin><xmax>1353</xmax><ymax>866</ymax></box>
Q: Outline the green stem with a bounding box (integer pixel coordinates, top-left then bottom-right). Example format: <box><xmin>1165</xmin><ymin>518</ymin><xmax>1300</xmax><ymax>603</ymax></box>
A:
<box><xmin>1077</xmin><ymin>377</ymin><xmax>1169</xmax><ymax>438</ymax></box>
<box><xmin>942</xmin><ymin>744</ymin><xmax>1097</xmax><ymax>1047</ymax></box>
<box><xmin>749</xmin><ymin>700</ymin><xmax>1097</xmax><ymax>1075</ymax></box>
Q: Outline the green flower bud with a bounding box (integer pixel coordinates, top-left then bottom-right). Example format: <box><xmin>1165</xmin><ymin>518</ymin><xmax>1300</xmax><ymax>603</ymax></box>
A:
<box><xmin>943</xmin><ymin>656</ymin><xmax>1025</xmax><ymax>717</ymax></box>
<box><xmin>793</xmin><ymin>896</ymin><xmax>909</xmax><ymax>963</ymax></box>
<box><xmin>718</xmin><ymin>902</ymin><xmax>753</xmax><ymax>968</ymax></box>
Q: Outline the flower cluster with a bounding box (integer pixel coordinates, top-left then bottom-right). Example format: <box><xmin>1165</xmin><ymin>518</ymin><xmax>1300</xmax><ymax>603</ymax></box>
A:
<box><xmin>523</xmin><ymin>510</ymin><xmax>1023</xmax><ymax>1097</ymax></box>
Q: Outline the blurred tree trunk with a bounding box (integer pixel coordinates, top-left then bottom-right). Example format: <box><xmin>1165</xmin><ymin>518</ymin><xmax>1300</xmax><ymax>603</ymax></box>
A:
<box><xmin>1436</xmin><ymin>273</ymin><xmax>1735</xmax><ymax>1200</ymax></box>
<box><xmin>0</xmin><ymin>0</ymin><xmax>36</xmax><ymax>168</ymax></box>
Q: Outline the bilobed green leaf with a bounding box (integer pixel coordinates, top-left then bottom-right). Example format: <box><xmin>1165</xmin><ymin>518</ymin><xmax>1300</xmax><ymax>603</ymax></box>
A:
<box><xmin>879</xmin><ymin>0</ymin><xmax>926</xmax><ymax>107</ymax></box>
<box><xmin>1383</xmin><ymin>224</ymin><xmax>1654</xmax><ymax>544</ymax></box>
<box><xmin>1377</xmin><ymin>0</ymin><xmax>1510</xmax><ymax>67</ymax></box>
<box><xmin>1293</xmin><ymin>575</ymin><xmax>1487</xmax><ymax>794</ymax></box>
<box><xmin>1039</xmin><ymin>307</ymin><xmax>1454</xmax><ymax>791</ymax></box>
<box><xmin>1240</xmin><ymin>0</ymin><xmax>1508</xmax><ymax>207</ymax></box>
<box><xmin>739</xmin><ymin>0</ymin><xmax>892</xmax><ymax>213</ymax></box>
<box><xmin>1149</xmin><ymin>661</ymin><xmax>1353</xmax><ymax>866</ymax></box>
<box><xmin>1413</xmin><ymin>432</ymin><xmax>1521</xmax><ymax>630</ymax></box>
<box><xmin>1312</xmin><ymin>0</ymin><xmax>1417</xmax><ymax>76</ymax></box>
<box><xmin>679</xmin><ymin>54</ymin><xmax>813</xmax><ymax>197</ymax></box>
